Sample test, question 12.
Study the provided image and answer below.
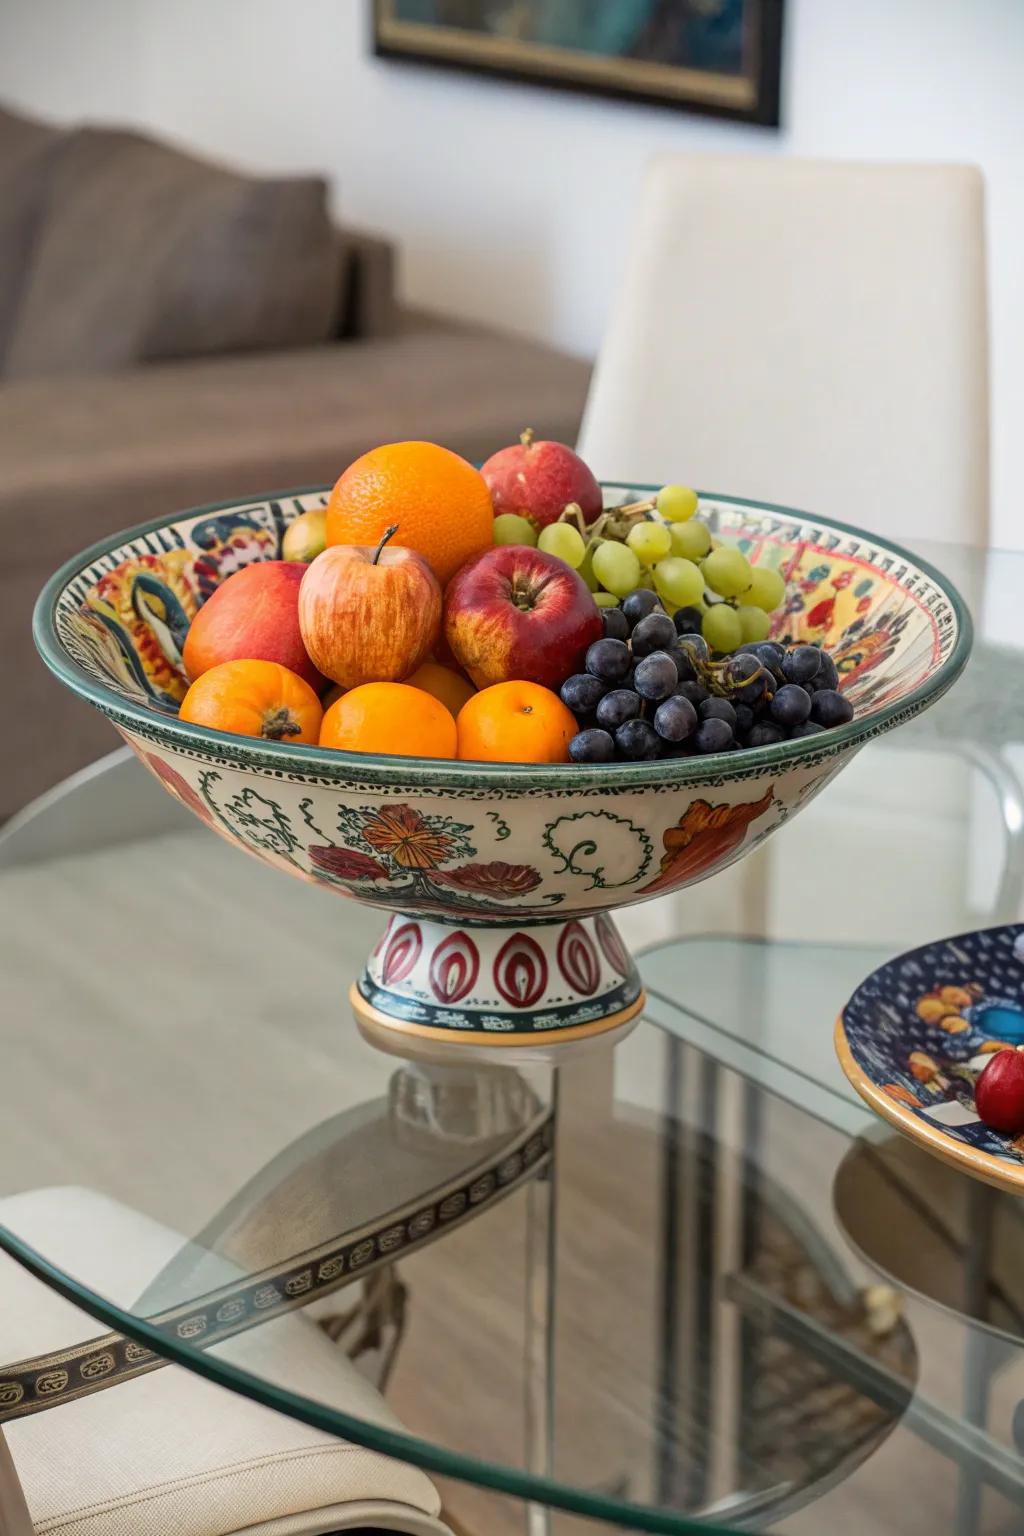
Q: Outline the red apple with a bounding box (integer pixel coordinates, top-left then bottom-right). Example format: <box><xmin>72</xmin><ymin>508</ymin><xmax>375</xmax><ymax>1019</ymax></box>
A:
<box><xmin>183</xmin><ymin>561</ymin><xmax>324</xmax><ymax>690</ymax></box>
<box><xmin>481</xmin><ymin>429</ymin><xmax>603</xmax><ymax>530</ymax></box>
<box><xmin>299</xmin><ymin>525</ymin><xmax>441</xmax><ymax>688</ymax></box>
<box><xmin>975</xmin><ymin>1047</ymin><xmax>1024</xmax><ymax>1133</ymax></box>
<box><xmin>444</xmin><ymin>545</ymin><xmax>602</xmax><ymax>691</ymax></box>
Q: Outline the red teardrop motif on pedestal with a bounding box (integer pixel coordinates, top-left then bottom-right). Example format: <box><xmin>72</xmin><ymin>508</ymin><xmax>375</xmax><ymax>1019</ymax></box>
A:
<box><xmin>494</xmin><ymin>934</ymin><xmax>548</xmax><ymax>1010</ymax></box>
<box><xmin>556</xmin><ymin>921</ymin><xmax>600</xmax><ymax>996</ymax></box>
<box><xmin>372</xmin><ymin>916</ymin><xmax>394</xmax><ymax>959</ymax></box>
<box><xmin>381</xmin><ymin>922</ymin><xmax>422</xmax><ymax>986</ymax></box>
<box><xmin>429</xmin><ymin>931</ymin><xmax>480</xmax><ymax>1004</ymax></box>
<box><xmin>595</xmin><ymin>913</ymin><xmax>631</xmax><ymax>978</ymax></box>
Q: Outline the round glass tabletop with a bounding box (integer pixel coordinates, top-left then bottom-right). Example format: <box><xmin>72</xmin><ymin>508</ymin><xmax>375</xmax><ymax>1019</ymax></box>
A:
<box><xmin>3</xmin><ymin>538</ymin><xmax>1024</xmax><ymax>1534</ymax></box>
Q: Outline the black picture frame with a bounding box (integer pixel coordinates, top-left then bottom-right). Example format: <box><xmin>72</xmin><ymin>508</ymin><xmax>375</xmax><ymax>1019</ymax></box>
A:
<box><xmin>372</xmin><ymin>1</ymin><xmax>784</xmax><ymax>129</ymax></box>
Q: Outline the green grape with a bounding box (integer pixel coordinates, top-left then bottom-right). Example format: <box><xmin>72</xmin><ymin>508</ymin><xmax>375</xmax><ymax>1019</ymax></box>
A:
<box><xmin>538</xmin><ymin>522</ymin><xmax>586</xmax><ymax>569</ymax></box>
<box><xmin>703</xmin><ymin>545</ymin><xmax>753</xmax><ymax>598</ymax></box>
<box><xmin>737</xmin><ymin>604</ymin><xmax>771</xmax><ymax>642</ymax></box>
<box><xmin>577</xmin><ymin>545</ymin><xmax>600</xmax><ymax>592</ymax></box>
<box><xmin>593</xmin><ymin>591</ymin><xmax>621</xmax><ymax>608</ymax></box>
<box><xmin>702</xmin><ymin>603</ymin><xmax>743</xmax><ymax>654</ymax></box>
<box><xmin>653</xmin><ymin>556</ymin><xmax>704</xmax><ymax>608</ymax></box>
<box><xmin>744</xmin><ymin>565</ymin><xmax>786</xmax><ymax>612</ymax></box>
<box><xmin>656</xmin><ymin>484</ymin><xmax>699</xmax><ymax>523</ymax></box>
<box><xmin>592</xmin><ymin>540</ymin><xmax>642</xmax><ymax>598</ymax></box>
<box><xmin>493</xmin><ymin>513</ymin><xmax>537</xmax><ymax>547</ymax></box>
<box><xmin>626</xmin><ymin>519</ymin><xmax>672</xmax><ymax>564</ymax></box>
<box><xmin>670</xmin><ymin>519</ymin><xmax>712</xmax><ymax>561</ymax></box>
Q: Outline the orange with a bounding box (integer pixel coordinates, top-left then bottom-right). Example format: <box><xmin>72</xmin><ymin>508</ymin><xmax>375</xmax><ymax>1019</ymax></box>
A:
<box><xmin>405</xmin><ymin>661</ymin><xmax>476</xmax><ymax>718</ymax></box>
<box><xmin>456</xmin><ymin>681</ymin><xmax>576</xmax><ymax>764</ymax></box>
<box><xmin>326</xmin><ymin>441</ymin><xmax>493</xmax><ymax>587</ymax></box>
<box><xmin>320</xmin><ymin>682</ymin><xmax>457</xmax><ymax>759</ymax></box>
<box><xmin>179</xmin><ymin>659</ymin><xmax>322</xmax><ymax>744</ymax></box>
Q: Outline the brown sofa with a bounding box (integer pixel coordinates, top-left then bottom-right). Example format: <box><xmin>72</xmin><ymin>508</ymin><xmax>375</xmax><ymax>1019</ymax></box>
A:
<box><xmin>1</xmin><ymin>104</ymin><xmax>591</xmax><ymax>818</ymax></box>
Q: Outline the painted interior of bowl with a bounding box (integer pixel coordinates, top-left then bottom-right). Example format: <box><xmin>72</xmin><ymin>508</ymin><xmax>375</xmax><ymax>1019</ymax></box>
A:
<box><xmin>36</xmin><ymin>482</ymin><xmax>971</xmax><ymax>790</ymax></box>
<box><xmin>840</xmin><ymin>925</ymin><xmax>1024</xmax><ymax>1184</ymax></box>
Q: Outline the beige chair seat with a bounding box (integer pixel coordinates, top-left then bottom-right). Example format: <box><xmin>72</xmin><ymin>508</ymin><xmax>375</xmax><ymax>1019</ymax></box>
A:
<box><xmin>0</xmin><ymin>1187</ymin><xmax>450</xmax><ymax>1536</ymax></box>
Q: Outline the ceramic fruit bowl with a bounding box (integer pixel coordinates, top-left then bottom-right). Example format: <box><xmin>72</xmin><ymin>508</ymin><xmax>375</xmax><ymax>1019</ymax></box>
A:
<box><xmin>837</xmin><ymin>924</ymin><xmax>1024</xmax><ymax>1192</ymax></box>
<box><xmin>35</xmin><ymin>484</ymin><xmax>971</xmax><ymax>1052</ymax></box>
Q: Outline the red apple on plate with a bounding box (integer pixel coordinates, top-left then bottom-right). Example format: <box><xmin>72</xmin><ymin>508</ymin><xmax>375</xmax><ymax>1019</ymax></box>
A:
<box><xmin>299</xmin><ymin>525</ymin><xmax>441</xmax><ymax>688</ymax></box>
<box><xmin>444</xmin><ymin>545</ymin><xmax>602</xmax><ymax>691</ymax></box>
<box><xmin>975</xmin><ymin>1046</ymin><xmax>1024</xmax><ymax>1133</ymax></box>
<box><xmin>182</xmin><ymin>561</ymin><xmax>324</xmax><ymax>691</ymax></box>
<box><xmin>481</xmin><ymin>429</ymin><xmax>603</xmax><ymax>530</ymax></box>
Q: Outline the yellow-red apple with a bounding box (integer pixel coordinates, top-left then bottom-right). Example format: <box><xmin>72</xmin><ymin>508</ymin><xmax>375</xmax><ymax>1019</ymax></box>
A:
<box><xmin>299</xmin><ymin>525</ymin><xmax>441</xmax><ymax>688</ymax></box>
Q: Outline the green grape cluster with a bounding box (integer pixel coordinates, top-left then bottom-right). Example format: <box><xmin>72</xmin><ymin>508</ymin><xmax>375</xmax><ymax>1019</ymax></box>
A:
<box><xmin>494</xmin><ymin>483</ymin><xmax>787</xmax><ymax>655</ymax></box>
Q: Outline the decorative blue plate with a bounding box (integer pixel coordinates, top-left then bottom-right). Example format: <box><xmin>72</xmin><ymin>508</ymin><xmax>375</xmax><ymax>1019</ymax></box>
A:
<box><xmin>836</xmin><ymin>924</ymin><xmax>1024</xmax><ymax>1191</ymax></box>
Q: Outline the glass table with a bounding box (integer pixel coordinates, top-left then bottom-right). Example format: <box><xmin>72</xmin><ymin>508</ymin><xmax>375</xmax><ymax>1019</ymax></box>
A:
<box><xmin>2</xmin><ymin>541</ymin><xmax>1024</xmax><ymax>1534</ymax></box>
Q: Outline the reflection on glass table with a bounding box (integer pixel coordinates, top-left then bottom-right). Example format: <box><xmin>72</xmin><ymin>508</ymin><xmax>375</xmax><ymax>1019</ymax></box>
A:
<box><xmin>1</xmin><ymin>744</ymin><xmax>1024</xmax><ymax>1535</ymax></box>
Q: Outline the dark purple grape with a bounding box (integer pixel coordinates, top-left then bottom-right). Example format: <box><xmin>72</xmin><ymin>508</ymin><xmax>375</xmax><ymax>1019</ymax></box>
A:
<box><xmin>673</xmin><ymin>605</ymin><xmax>704</xmax><ymax>635</ymax></box>
<box><xmin>700</xmin><ymin>697</ymin><xmax>737</xmax><ymax>729</ymax></box>
<box><xmin>678</xmin><ymin>634</ymin><xmax>710</xmax><ymax>666</ymax></box>
<box><xmin>675</xmin><ymin>680</ymin><xmax>709</xmax><ymax>707</ymax></box>
<box><xmin>782</xmin><ymin>645</ymin><xmax>822</xmax><ymax>686</ymax></box>
<box><xmin>754</xmin><ymin>640</ymin><xmax>786</xmax><ymax>670</ymax></box>
<box><xmin>746</xmin><ymin>722</ymin><xmax>784</xmax><ymax>748</ymax></box>
<box><xmin>621</xmin><ymin>588</ymin><xmax>661</xmax><ymax>627</ymax></box>
<box><xmin>615</xmin><ymin>719</ymin><xmax>663</xmax><ymax>760</ymax></box>
<box><xmin>585</xmin><ymin>638</ymin><xmax>631</xmax><ymax>683</ymax></box>
<box><xmin>693</xmin><ymin>717</ymin><xmax>734</xmax><ymax>754</ymax></box>
<box><xmin>601</xmin><ymin>606</ymin><xmax>630</xmax><ymax>642</ymax></box>
<box><xmin>596</xmin><ymin>689</ymin><xmax>641</xmax><ymax>730</ymax></box>
<box><xmin>734</xmin><ymin>703</ymin><xmax>755</xmax><ymax>736</ymax></box>
<box><xmin>809</xmin><ymin>688</ymin><xmax>854</xmax><ymax>728</ymax></box>
<box><xmin>631</xmin><ymin>611</ymin><xmax>677</xmax><ymax>657</ymax></box>
<box><xmin>770</xmin><ymin>684</ymin><xmax>812</xmax><ymax>727</ymax></box>
<box><xmin>790</xmin><ymin>720</ymin><xmax>826</xmax><ymax>739</ymax></box>
<box><xmin>560</xmin><ymin>673</ymin><xmax>606</xmax><ymax>715</ymax></box>
<box><xmin>671</xmin><ymin>645</ymin><xmax>698</xmax><ymax>683</ymax></box>
<box><xmin>634</xmin><ymin>651</ymin><xmax>679</xmax><ymax>702</ymax></box>
<box><xmin>653</xmin><ymin>694</ymin><xmax>698</xmax><ymax>743</ymax></box>
<box><xmin>569</xmin><ymin>728</ymin><xmax>616</xmax><ymax>764</ymax></box>
<box><xmin>723</xmin><ymin>652</ymin><xmax>769</xmax><ymax>705</ymax></box>
<box><xmin>814</xmin><ymin>651</ymin><xmax>840</xmax><ymax>691</ymax></box>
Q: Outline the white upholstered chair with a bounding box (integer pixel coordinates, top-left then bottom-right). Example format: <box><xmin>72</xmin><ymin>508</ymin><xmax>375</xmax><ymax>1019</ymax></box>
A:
<box><xmin>579</xmin><ymin>153</ymin><xmax>989</xmax><ymax>546</ymax></box>
<box><xmin>0</xmin><ymin>1187</ymin><xmax>451</xmax><ymax>1536</ymax></box>
<box><xmin>583</xmin><ymin>153</ymin><xmax>994</xmax><ymax>949</ymax></box>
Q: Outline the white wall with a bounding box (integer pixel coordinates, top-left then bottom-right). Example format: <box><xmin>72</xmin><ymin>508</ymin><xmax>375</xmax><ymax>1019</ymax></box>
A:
<box><xmin>2</xmin><ymin>0</ymin><xmax>1022</xmax><ymax>544</ymax></box>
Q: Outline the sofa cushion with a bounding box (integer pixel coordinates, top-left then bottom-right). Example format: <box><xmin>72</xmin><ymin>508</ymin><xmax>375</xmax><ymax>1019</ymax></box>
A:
<box><xmin>5</xmin><ymin>126</ymin><xmax>340</xmax><ymax>379</ymax></box>
<box><xmin>0</xmin><ymin>103</ymin><xmax>64</xmax><ymax>367</ymax></box>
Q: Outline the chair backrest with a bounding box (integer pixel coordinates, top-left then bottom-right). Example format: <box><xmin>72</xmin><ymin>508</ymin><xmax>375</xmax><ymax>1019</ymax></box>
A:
<box><xmin>579</xmin><ymin>154</ymin><xmax>989</xmax><ymax>545</ymax></box>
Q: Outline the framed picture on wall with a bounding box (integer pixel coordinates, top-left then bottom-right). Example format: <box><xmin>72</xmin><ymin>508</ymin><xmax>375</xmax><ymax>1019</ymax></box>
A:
<box><xmin>372</xmin><ymin>1</ymin><xmax>785</xmax><ymax>128</ymax></box>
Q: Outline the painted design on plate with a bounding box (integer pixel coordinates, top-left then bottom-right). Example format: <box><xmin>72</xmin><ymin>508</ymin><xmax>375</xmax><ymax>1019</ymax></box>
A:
<box><xmin>843</xmin><ymin>924</ymin><xmax>1024</xmax><ymax>1166</ymax></box>
<box><xmin>429</xmin><ymin>930</ymin><xmax>480</xmax><ymax>1003</ymax></box>
<box><xmin>556</xmin><ymin>921</ymin><xmax>600</xmax><ymax>996</ymax></box>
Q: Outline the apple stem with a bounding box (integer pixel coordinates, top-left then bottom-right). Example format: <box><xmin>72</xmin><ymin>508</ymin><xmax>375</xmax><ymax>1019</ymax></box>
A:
<box><xmin>372</xmin><ymin>524</ymin><xmax>400</xmax><ymax>565</ymax></box>
<box><xmin>520</xmin><ymin>427</ymin><xmax>535</xmax><ymax>449</ymax></box>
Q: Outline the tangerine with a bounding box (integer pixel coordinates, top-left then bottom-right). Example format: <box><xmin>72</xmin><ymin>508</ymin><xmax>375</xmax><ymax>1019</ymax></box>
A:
<box><xmin>179</xmin><ymin>659</ymin><xmax>322</xmax><ymax>744</ymax></box>
<box><xmin>325</xmin><ymin>441</ymin><xmax>493</xmax><ymax>587</ymax></box>
<box><xmin>320</xmin><ymin>682</ymin><xmax>456</xmax><ymax>759</ymax></box>
<box><xmin>405</xmin><ymin>661</ymin><xmax>476</xmax><ymax>718</ymax></box>
<box><xmin>456</xmin><ymin>681</ymin><xmax>576</xmax><ymax>764</ymax></box>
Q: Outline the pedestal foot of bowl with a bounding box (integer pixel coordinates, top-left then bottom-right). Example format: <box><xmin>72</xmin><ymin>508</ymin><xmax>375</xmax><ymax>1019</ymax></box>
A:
<box><xmin>350</xmin><ymin>913</ymin><xmax>645</xmax><ymax>1056</ymax></box>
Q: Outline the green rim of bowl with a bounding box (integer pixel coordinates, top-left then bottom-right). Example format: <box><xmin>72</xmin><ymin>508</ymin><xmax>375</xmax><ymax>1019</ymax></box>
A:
<box><xmin>33</xmin><ymin>484</ymin><xmax>974</xmax><ymax>789</ymax></box>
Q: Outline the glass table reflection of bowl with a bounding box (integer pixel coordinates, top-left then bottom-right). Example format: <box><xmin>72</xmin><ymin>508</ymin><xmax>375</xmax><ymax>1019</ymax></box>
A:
<box><xmin>33</xmin><ymin>485</ymin><xmax>971</xmax><ymax>1052</ymax></box>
